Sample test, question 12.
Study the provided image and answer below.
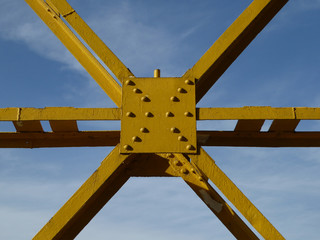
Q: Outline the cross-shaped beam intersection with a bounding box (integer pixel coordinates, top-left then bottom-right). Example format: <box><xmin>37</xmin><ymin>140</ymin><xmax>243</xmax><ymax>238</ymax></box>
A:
<box><xmin>2</xmin><ymin>0</ymin><xmax>316</xmax><ymax>239</ymax></box>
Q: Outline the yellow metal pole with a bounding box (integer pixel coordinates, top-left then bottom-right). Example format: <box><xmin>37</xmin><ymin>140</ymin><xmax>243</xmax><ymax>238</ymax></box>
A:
<box><xmin>190</xmin><ymin>148</ymin><xmax>286</xmax><ymax>240</ymax></box>
<box><xmin>24</xmin><ymin>0</ymin><xmax>122</xmax><ymax>106</ymax></box>
<box><xmin>184</xmin><ymin>0</ymin><xmax>288</xmax><ymax>103</ymax></box>
<box><xmin>33</xmin><ymin>145</ymin><xmax>135</xmax><ymax>239</ymax></box>
<box><xmin>166</xmin><ymin>154</ymin><xmax>259</xmax><ymax>240</ymax></box>
<box><xmin>46</xmin><ymin>0</ymin><xmax>134</xmax><ymax>82</ymax></box>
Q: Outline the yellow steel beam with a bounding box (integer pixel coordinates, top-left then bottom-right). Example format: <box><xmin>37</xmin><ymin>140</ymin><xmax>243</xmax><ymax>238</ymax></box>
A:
<box><xmin>269</xmin><ymin>119</ymin><xmax>300</xmax><ymax>132</ymax></box>
<box><xmin>0</xmin><ymin>107</ymin><xmax>120</xmax><ymax>121</ymax></box>
<box><xmin>197</xmin><ymin>131</ymin><xmax>320</xmax><ymax>147</ymax></box>
<box><xmin>13</xmin><ymin>121</ymin><xmax>43</xmax><ymax>133</ymax></box>
<box><xmin>189</xmin><ymin>148</ymin><xmax>285</xmax><ymax>240</ymax></box>
<box><xmin>49</xmin><ymin>120</ymin><xmax>79</xmax><ymax>132</ymax></box>
<box><xmin>4</xmin><ymin>107</ymin><xmax>320</xmax><ymax>122</ymax></box>
<box><xmin>183</xmin><ymin>0</ymin><xmax>288</xmax><ymax>103</ymax></box>
<box><xmin>46</xmin><ymin>0</ymin><xmax>134</xmax><ymax>82</ymax></box>
<box><xmin>166</xmin><ymin>154</ymin><xmax>259</xmax><ymax>240</ymax></box>
<box><xmin>0</xmin><ymin>131</ymin><xmax>120</xmax><ymax>148</ymax></box>
<box><xmin>197</xmin><ymin>107</ymin><xmax>296</xmax><ymax>120</ymax></box>
<box><xmin>4</xmin><ymin>131</ymin><xmax>320</xmax><ymax>148</ymax></box>
<box><xmin>128</xmin><ymin>154</ymin><xmax>180</xmax><ymax>177</ymax></box>
<box><xmin>33</xmin><ymin>145</ymin><xmax>135</xmax><ymax>240</ymax></box>
<box><xmin>24</xmin><ymin>0</ymin><xmax>122</xmax><ymax>106</ymax></box>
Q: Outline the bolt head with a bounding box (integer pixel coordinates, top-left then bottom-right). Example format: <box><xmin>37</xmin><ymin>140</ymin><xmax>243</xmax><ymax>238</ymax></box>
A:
<box><xmin>123</xmin><ymin>144</ymin><xmax>133</xmax><ymax>151</ymax></box>
<box><xmin>125</xmin><ymin>80</ymin><xmax>135</xmax><ymax>86</ymax></box>
<box><xmin>141</xmin><ymin>96</ymin><xmax>150</xmax><ymax>102</ymax></box>
<box><xmin>145</xmin><ymin>112</ymin><xmax>153</xmax><ymax>117</ymax></box>
<box><xmin>186</xmin><ymin>145</ymin><xmax>195</xmax><ymax>150</ymax></box>
<box><xmin>185</xmin><ymin>79</ymin><xmax>194</xmax><ymax>85</ymax></box>
<box><xmin>177</xmin><ymin>88</ymin><xmax>187</xmax><ymax>93</ymax></box>
<box><xmin>132</xmin><ymin>136</ymin><xmax>141</xmax><ymax>142</ymax></box>
<box><xmin>140</xmin><ymin>127</ymin><xmax>149</xmax><ymax>133</ymax></box>
<box><xmin>180</xmin><ymin>168</ymin><xmax>189</xmax><ymax>174</ymax></box>
<box><xmin>170</xmin><ymin>96</ymin><xmax>179</xmax><ymax>102</ymax></box>
<box><xmin>126</xmin><ymin>112</ymin><xmax>135</xmax><ymax>117</ymax></box>
<box><xmin>133</xmin><ymin>88</ymin><xmax>142</xmax><ymax>93</ymax></box>
<box><xmin>166</xmin><ymin>112</ymin><xmax>174</xmax><ymax>117</ymax></box>
<box><xmin>184</xmin><ymin>112</ymin><xmax>193</xmax><ymax>117</ymax></box>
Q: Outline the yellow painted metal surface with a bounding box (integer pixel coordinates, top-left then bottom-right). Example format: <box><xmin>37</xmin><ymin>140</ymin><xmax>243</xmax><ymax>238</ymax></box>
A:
<box><xmin>0</xmin><ymin>131</ymin><xmax>120</xmax><ymax>148</ymax></box>
<box><xmin>4</xmin><ymin>0</ymin><xmax>309</xmax><ymax>238</ymax></box>
<box><xmin>0</xmin><ymin>107</ymin><xmax>120</xmax><ymax>121</ymax></box>
<box><xmin>120</xmin><ymin>77</ymin><xmax>196</xmax><ymax>153</ymax></box>
<box><xmin>33</xmin><ymin>145</ymin><xmax>134</xmax><ymax>239</ymax></box>
<box><xmin>24</xmin><ymin>0</ymin><xmax>122</xmax><ymax>106</ymax></box>
<box><xmin>166</xmin><ymin>154</ymin><xmax>259</xmax><ymax>240</ymax></box>
<box><xmin>190</xmin><ymin>148</ymin><xmax>285</xmax><ymax>240</ymax></box>
<box><xmin>184</xmin><ymin>0</ymin><xmax>288</xmax><ymax>103</ymax></box>
<box><xmin>46</xmin><ymin>0</ymin><xmax>134</xmax><ymax>82</ymax></box>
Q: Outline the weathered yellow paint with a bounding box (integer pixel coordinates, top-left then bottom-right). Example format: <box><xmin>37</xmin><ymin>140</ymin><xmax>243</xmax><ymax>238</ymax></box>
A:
<box><xmin>13</xmin><ymin>121</ymin><xmax>43</xmax><ymax>133</ymax></box>
<box><xmin>190</xmin><ymin>148</ymin><xmax>285</xmax><ymax>240</ymax></box>
<box><xmin>269</xmin><ymin>119</ymin><xmax>300</xmax><ymax>132</ymax></box>
<box><xmin>46</xmin><ymin>0</ymin><xmax>134</xmax><ymax>82</ymax></box>
<box><xmin>235</xmin><ymin>120</ymin><xmax>265</xmax><ymax>132</ymax></box>
<box><xmin>33</xmin><ymin>145</ymin><xmax>135</xmax><ymax>239</ymax></box>
<box><xmin>184</xmin><ymin>0</ymin><xmax>288</xmax><ymax>103</ymax></box>
<box><xmin>120</xmin><ymin>77</ymin><xmax>196</xmax><ymax>153</ymax></box>
<box><xmin>197</xmin><ymin>131</ymin><xmax>320</xmax><ymax>147</ymax></box>
<box><xmin>197</xmin><ymin>107</ymin><xmax>295</xmax><ymax>120</ymax></box>
<box><xmin>5</xmin><ymin>0</ymin><xmax>300</xmax><ymax>238</ymax></box>
<box><xmin>0</xmin><ymin>131</ymin><xmax>120</xmax><ymax>148</ymax></box>
<box><xmin>49</xmin><ymin>120</ymin><xmax>79</xmax><ymax>132</ymax></box>
<box><xmin>24</xmin><ymin>0</ymin><xmax>122</xmax><ymax>106</ymax></box>
<box><xmin>166</xmin><ymin>154</ymin><xmax>259</xmax><ymax>240</ymax></box>
<box><xmin>0</xmin><ymin>107</ymin><xmax>121</xmax><ymax>121</ymax></box>
<box><xmin>128</xmin><ymin>154</ymin><xmax>180</xmax><ymax>177</ymax></box>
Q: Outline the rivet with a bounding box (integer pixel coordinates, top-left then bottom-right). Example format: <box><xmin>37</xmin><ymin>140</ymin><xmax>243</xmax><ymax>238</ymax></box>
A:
<box><xmin>141</xmin><ymin>96</ymin><xmax>150</xmax><ymax>102</ymax></box>
<box><xmin>170</xmin><ymin>127</ymin><xmax>180</xmax><ymax>133</ymax></box>
<box><xmin>178</xmin><ymin>136</ymin><xmax>187</xmax><ymax>141</ymax></box>
<box><xmin>166</xmin><ymin>112</ymin><xmax>174</xmax><ymax>117</ymax></box>
<box><xmin>126</xmin><ymin>112</ymin><xmax>135</xmax><ymax>117</ymax></box>
<box><xmin>185</xmin><ymin>79</ymin><xmax>194</xmax><ymax>85</ymax></box>
<box><xmin>184</xmin><ymin>112</ymin><xmax>193</xmax><ymax>117</ymax></box>
<box><xmin>145</xmin><ymin>112</ymin><xmax>153</xmax><ymax>117</ymax></box>
<box><xmin>173</xmin><ymin>160</ymin><xmax>179</xmax><ymax>165</ymax></box>
<box><xmin>170</xmin><ymin>96</ymin><xmax>179</xmax><ymax>102</ymax></box>
<box><xmin>166</xmin><ymin>153</ymin><xmax>174</xmax><ymax>158</ymax></box>
<box><xmin>177</xmin><ymin>88</ymin><xmax>187</xmax><ymax>93</ymax></box>
<box><xmin>186</xmin><ymin>145</ymin><xmax>195</xmax><ymax>150</ymax></box>
<box><xmin>181</xmin><ymin>168</ymin><xmax>189</xmax><ymax>174</ymax></box>
<box><xmin>198</xmin><ymin>176</ymin><xmax>203</xmax><ymax>181</ymax></box>
<box><xmin>123</xmin><ymin>144</ymin><xmax>133</xmax><ymax>151</ymax></box>
<box><xmin>132</xmin><ymin>136</ymin><xmax>141</xmax><ymax>142</ymax></box>
<box><xmin>133</xmin><ymin>88</ymin><xmax>142</xmax><ymax>93</ymax></box>
<box><xmin>140</xmin><ymin>127</ymin><xmax>149</xmax><ymax>133</ymax></box>
<box><xmin>125</xmin><ymin>80</ymin><xmax>135</xmax><ymax>86</ymax></box>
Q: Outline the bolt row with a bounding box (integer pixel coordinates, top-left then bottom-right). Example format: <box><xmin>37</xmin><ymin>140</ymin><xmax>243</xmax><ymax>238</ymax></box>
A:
<box><xmin>125</xmin><ymin>79</ymin><xmax>194</xmax><ymax>86</ymax></box>
<box><xmin>126</xmin><ymin>111</ymin><xmax>193</xmax><ymax>118</ymax></box>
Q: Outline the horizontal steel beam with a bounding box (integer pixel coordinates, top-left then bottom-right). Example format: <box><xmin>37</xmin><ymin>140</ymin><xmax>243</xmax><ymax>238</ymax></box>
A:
<box><xmin>0</xmin><ymin>108</ymin><xmax>121</xmax><ymax>121</ymax></box>
<box><xmin>0</xmin><ymin>131</ymin><xmax>120</xmax><ymax>148</ymax></box>
<box><xmin>3</xmin><ymin>107</ymin><xmax>320</xmax><ymax>122</ymax></box>
<box><xmin>197</xmin><ymin>107</ymin><xmax>320</xmax><ymax>120</ymax></box>
<box><xmin>198</xmin><ymin>131</ymin><xmax>320</xmax><ymax>147</ymax></box>
<box><xmin>3</xmin><ymin>130</ymin><xmax>320</xmax><ymax>148</ymax></box>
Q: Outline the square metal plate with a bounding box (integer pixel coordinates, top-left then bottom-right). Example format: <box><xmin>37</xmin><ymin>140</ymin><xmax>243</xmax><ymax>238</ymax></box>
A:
<box><xmin>120</xmin><ymin>77</ymin><xmax>196</xmax><ymax>153</ymax></box>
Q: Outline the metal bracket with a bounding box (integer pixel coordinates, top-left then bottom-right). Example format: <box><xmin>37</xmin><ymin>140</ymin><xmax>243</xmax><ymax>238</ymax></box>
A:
<box><xmin>121</xmin><ymin>77</ymin><xmax>197</xmax><ymax>153</ymax></box>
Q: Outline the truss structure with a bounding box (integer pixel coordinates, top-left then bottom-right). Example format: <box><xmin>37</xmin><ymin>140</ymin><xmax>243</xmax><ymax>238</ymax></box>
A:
<box><xmin>1</xmin><ymin>0</ymin><xmax>319</xmax><ymax>239</ymax></box>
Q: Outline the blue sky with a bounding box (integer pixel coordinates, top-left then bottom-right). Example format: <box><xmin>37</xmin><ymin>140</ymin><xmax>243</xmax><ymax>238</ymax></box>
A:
<box><xmin>0</xmin><ymin>0</ymin><xmax>320</xmax><ymax>239</ymax></box>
